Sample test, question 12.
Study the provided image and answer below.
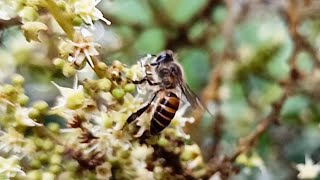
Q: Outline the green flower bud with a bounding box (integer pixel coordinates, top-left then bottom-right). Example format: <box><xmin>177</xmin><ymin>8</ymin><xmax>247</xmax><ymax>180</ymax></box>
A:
<box><xmin>49</xmin><ymin>164</ymin><xmax>61</xmax><ymax>174</ymax></box>
<box><xmin>54</xmin><ymin>145</ymin><xmax>64</xmax><ymax>154</ymax></box>
<box><xmin>28</xmin><ymin>108</ymin><xmax>40</xmax><ymax>119</ymax></box>
<box><xmin>33</xmin><ymin>101</ymin><xmax>49</xmax><ymax>113</ymax></box>
<box><xmin>104</xmin><ymin>115</ymin><xmax>113</xmax><ymax>129</ymax></box>
<box><xmin>66</xmin><ymin>92</ymin><xmax>85</xmax><ymax>109</ymax></box>
<box><xmin>53</xmin><ymin>58</ymin><xmax>66</xmax><ymax>69</ymax></box>
<box><xmin>30</xmin><ymin>159</ymin><xmax>41</xmax><ymax>169</ymax></box>
<box><xmin>120</xmin><ymin>150</ymin><xmax>130</xmax><ymax>159</ymax></box>
<box><xmin>47</xmin><ymin>122</ymin><xmax>60</xmax><ymax>133</ymax></box>
<box><xmin>124</xmin><ymin>83</ymin><xmax>135</xmax><ymax>93</ymax></box>
<box><xmin>42</xmin><ymin>139</ymin><xmax>54</xmax><ymax>151</ymax></box>
<box><xmin>18</xmin><ymin>94</ymin><xmax>29</xmax><ymax>106</ymax></box>
<box><xmin>39</xmin><ymin>152</ymin><xmax>48</xmax><ymax>163</ymax></box>
<box><xmin>11</xmin><ymin>74</ymin><xmax>25</xmax><ymax>85</ymax></box>
<box><xmin>73</xmin><ymin>16</ymin><xmax>83</xmax><ymax>26</ymax></box>
<box><xmin>112</xmin><ymin>88</ymin><xmax>125</xmax><ymax>100</ymax></box>
<box><xmin>26</xmin><ymin>170</ymin><xmax>41</xmax><ymax>180</ymax></box>
<box><xmin>50</xmin><ymin>154</ymin><xmax>62</xmax><ymax>165</ymax></box>
<box><xmin>157</xmin><ymin>137</ymin><xmax>169</xmax><ymax>147</ymax></box>
<box><xmin>19</xmin><ymin>6</ymin><xmax>39</xmax><ymax>21</ymax></box>
<box><xmin>57</xmin><ymin>1</ymin><xmax>67</xmax><ymax>10</ymax></box>
<box><xmin>34</xmin><ymin>138</ymin><xmax>43</xmax><ymax>148</ymax></box>
<box><xmin>98</xmin><ymin>78</ymin><xmax>112</xmax><ymax>91</ymax></box>
<box><xmin>62</xmin><ymin>63</ymin><xmax>77</xmax><ymax>77</ymax></box>
<box><xmin>2</xmin><ymin>85</ymin><xmax>16</xmax><ymax>96</ymax></box>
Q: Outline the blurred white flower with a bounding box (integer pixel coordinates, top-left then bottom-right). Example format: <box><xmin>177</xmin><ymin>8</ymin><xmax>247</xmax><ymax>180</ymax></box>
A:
<box><xmin>66</xmin><ymin>35</ymin><xmax>100</xmax><ymax>68</ymax></box>
<box><xmin>51</xmin><ymin>76</ymin><xmax>85</xmax><ymax>109</ymax></box>
<box><xmin>0</xmin><ymin>128</ymin><xmax>36</xmax><ymax>157</ymax></box>
<box><xmin>15</xmin><ymin>106</ymin><xmax>42</xmax><ymax>127</ymax></box>
<box><xmin>296</xmin><ymin>155</ymin><xmax>320</xmax><ymax>179</ymax></box>
<box><xmin>120</xmin><ymin>93</ymin><xmax>144</xmax><ymax>114</ymax></box>
<box><xmin>172</xmin><ymin>103</ymin><xmax>195</xmax><ymax>139</ymax></box>
<box><xmin>131</xmin><ymin>144</ymin><xmax>154</xmax><ymax>180</ymax></box>
<box><xmin>0</xmin><ymin>155</ymin><xmax>25</xmax><ymax>179</ymax></box>
<box><xmin>0</xmin><ymin>0</ymin><xmax>18</xmax><ymax>20</ymax></box>
<box><xmin>73</xmin><ymin>0</ymin><xmax>111</xmax><ymax>29</ymax></box>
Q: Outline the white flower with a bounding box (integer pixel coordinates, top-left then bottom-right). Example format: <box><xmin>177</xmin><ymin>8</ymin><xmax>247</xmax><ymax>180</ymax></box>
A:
<box><xmin>120</xmin><ymin>93</ymin><xmax>144</xmax><ymax>114</ymax></box>
<box><xmin>0</xmin><ymin>128</ymin><xmax>36</xmax><ymax>157</ymax></box>
<box><xmin>0</xmin><ymin>0</ymin><xmax>18</xmax><ymax>20</ymax></box>
<box><xmin>131</xmin><ymin>144</ymin><xmax>154</xmax><ymax>180</ymax></box>
<box><xmin>171</xmin><ymin>103</ymin><xmax>195</xmax><ymax>139</ymax></box>
<box><xmin>73</xmin><ymin>0</ymin><xmax>111</xmax><ymax>29</ymax></box>
<box><xmin>15</xmin><ymin>106</ymin><xmax>42</xmax><ymax>127</ymax></box>
<box><xmin>51</xmin><ymin>76</ymin><xmax>84</xmax><ymax>109</ymax></box>
<box><xmin>296</xmin><ymin>155</ymin><xmax>320</xmax><ymax>179</ymax></box>
<box><xmin>66</xmin><ymin>35</ymin><xmax>100</xmax><ymax>68</ymax></box>
<box><xmin>0</xmin><ymin>155</ymin><xmax>25</xmax><ymax>179</ymax></box>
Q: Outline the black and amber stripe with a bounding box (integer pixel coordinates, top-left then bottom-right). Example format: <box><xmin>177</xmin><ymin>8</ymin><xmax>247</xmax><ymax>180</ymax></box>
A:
<box><xmin>150</xmin><ymin>91</ymin><xmax>180</xmax><ymax>135</ymax></box>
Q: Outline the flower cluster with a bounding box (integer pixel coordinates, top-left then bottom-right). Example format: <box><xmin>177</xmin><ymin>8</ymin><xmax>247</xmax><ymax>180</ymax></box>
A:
<box><xmin>0</xmin><ymin>0</ymin><xmax>206</xmax><ymax>179</ymax></box>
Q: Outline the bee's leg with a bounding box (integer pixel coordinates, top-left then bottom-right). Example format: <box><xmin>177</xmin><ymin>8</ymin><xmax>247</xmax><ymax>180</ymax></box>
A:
<box><xmin>125</xmin><ymin>90</ymin><xmax>161</xmax><ymax>125</ymax></box>
<box><xmin>129</xmin><ymin>77</ymin><xmax>161</xmax><ymax>86</ymax></box>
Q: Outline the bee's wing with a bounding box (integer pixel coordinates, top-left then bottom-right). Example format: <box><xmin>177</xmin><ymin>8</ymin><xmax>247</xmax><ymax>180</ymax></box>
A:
<box><xmin>179</xmin><ymin>82</ymin><xmax>214</xmax><ymax>118</ymax></box>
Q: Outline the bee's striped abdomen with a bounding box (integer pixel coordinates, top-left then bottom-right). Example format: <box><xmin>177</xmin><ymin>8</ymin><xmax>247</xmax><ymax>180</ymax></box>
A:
<box><xmin>150</xmin><ymin>92</ymin><xmax>180</xmax><ymax>135</ymax></box>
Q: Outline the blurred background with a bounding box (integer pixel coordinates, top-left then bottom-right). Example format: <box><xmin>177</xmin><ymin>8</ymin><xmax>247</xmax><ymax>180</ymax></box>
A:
<box><xmin>1</xmin><ymin>0</ymin><xmax>320</xmax><ymax>179</ymax></box>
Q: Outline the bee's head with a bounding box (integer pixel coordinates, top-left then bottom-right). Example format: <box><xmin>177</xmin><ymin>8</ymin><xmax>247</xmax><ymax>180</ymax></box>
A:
<box><xmin>155</xmin><ymin>50</ymin><xmax>174</xmax><ymax>63</ymax></box>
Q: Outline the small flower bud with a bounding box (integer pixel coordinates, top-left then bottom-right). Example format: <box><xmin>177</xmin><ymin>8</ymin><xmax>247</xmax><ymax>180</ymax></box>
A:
<box><xmin>28</xmin><ymin>108</ymin><xmax>40</xmax><ymax>119</ymax></box>
<box><xmin>33</xmin><ymin>101</ymin><xmax>49</xmax><ymax>113</ymax></box>
<box><xmin>18</xmin><ymin>94</ymin><xmax>29</xmax><ymax>106</ymax></box>
<box><xmin>11</xmin><ymin>74</ymin><xmax>25</xmax><ymax>85</ymax></box>
<box><xmin>26</xmin><ymin>170</ymin><xmax>42</xmax><ymax>180</ymax></box>
<box><xmin>2</xmin><ymin>84</ymin><xmax>16</xmax><ymax>96</ymax></box>
<box><xmin>53</xmin><ymin>58</ymin><xmax>66</xmax><ymax>69</ymax></box>
<box><xmin>157</xmin><ymin>137</ymin><xmax>169</xmax><ymax>147</ymax></box>
<box><xmin>30</xmin><ymin>159</ymin><xmax>41</xmax><ymax>169</ymax></box>
<box><xmin>124</xmin><ymin>83</ymin><xmax>135</xmax><ymax>93</ymax></box>
<box><xmin>62</xmin><ymin>63</ymin><xmax>77</xmax><ymax>77</ymax></box>
<box><xmin>50</xmin><ymin>154</ymin><xmax>62</xmax><ymax>165</ymax></box>
<box><xmin>73</xmin><ymin>16</ymin><xmax>83</xmax><ymax>26</ymax></box>
<box><xmin>66</xmin><ymin>92</ymin><xmax>85</xmax><ymax>109</ymax></box>
<box><xmin>47</xmin><ymin>122</ymin><xmax>60</xmax><ymax>133</ymax></box>
<box><xmin>39</xmin><ymin>152</ymin><xmax>48</xmax><ymax>163</ymax></box>
<box><xmin>97</xmin><ymin>78</ymin><xmax>112</xmax><ymax>91</ymax></box>
<box><xmin>42</xmin><ymin>140</ymin><xmax>54</xmax><ymax>151</ymax></box>
<box><xmin>49</xmin><ymin>164</ymin><xmax>61</xmax><ymax>174</ymax></box>
<box><xmin>54</xmin><ymin>145</ymin><xmax>64</xmax><ymax>154</ymax></box>
<box><xmin>19</xmin><ymin>6</ymin><xmax>39</xmax><ymax>22</ymax></box>
<box><xmin>42</xmin><ymin>172</ymin><xmax>55</xmax><ymax>180</ymax></box>
<box><xmin>104</xmin><ymin>115</ymin><xmax>113</xmax><ymax>129</ymax></box>
<box><xmin>112</xmin><ymin>88</ymin><xmax>125</xmax><ymax>100</ymax></box>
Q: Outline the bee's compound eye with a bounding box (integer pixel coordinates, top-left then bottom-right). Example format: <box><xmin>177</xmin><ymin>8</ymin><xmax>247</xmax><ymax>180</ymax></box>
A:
<box><xmin>156</xmin><ymin>53</ymin><xmax>173</xmax><ymax>63</ymax></box>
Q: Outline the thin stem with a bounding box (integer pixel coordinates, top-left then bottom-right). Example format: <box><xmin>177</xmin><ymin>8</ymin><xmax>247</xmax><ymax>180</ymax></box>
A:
<box><xmin>45</xmin><ymin>0</ymin><xmax>75</xmax><ymax>40</ymax></box>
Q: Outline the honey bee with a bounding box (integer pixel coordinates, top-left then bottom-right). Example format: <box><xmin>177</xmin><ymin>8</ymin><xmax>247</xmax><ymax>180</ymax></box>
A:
<box><xmin>126</xmin><ymin>50</ymin><xmax>209</xmax><ymax>135</ymax></box>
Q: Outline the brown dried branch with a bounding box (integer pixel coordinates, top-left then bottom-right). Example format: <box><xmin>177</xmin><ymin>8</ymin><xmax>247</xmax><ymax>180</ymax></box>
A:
<box><xmin>198</xmin><ymin>0</ymin><xmax>249</xmax><ymax>160</ymax></box>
